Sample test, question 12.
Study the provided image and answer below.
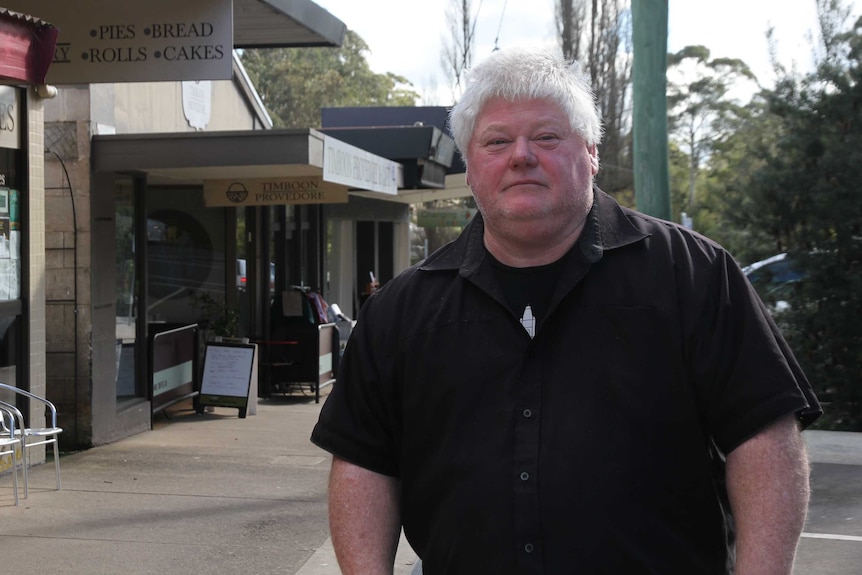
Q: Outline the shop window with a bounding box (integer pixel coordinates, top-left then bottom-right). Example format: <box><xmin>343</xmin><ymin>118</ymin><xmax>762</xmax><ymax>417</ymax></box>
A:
<box><xmin>115</xmin><ymin>177</ymin><xmax>137</xmax><ymax>399</ymax></box>
<box><xmin>146</xmin><ymin>188</ymin><xmax>227</xmax><ymax>334</ymax></box>
<box><xmin>0</xmin><ymin>137</ymin><xmax>22</xmax><ymax>396</ymax></box>
<box><xmin>0</xmin><ymin>149</ymin><xmax>20</xmax><ymax>301</ymax></box>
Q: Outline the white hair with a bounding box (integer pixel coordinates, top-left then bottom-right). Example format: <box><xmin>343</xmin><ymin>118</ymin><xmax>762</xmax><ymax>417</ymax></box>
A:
<box><xmin>449</xmin><ymin>46</ymin><xmax>603</xmax><ymax>160</ymax></box>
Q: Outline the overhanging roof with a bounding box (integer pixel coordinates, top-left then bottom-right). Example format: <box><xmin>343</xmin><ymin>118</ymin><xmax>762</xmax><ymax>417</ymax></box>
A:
<box><xmin>94</xmin><ymin>129</ymin><xmax>343</xmax><ymax>181</ymax></box>
<box><xmin>319</xmin><ymin>126</ymin><xmax>456</xmax><ymax>190</ymax></box>
<box><xmin>235</xmin><ymin>0</ymin><xmax>346</xmax><ymax>48</ymax></box>
<box><xmin>4</xmin><ymin>0</ymin><xmax>345</xmax><ymax>51</ymax></box>
<box><xmin>91</xmin><ymin>128</ymin><xmax>476</xmax><ymax>204</ymax></box>
<box><xmin>92</xmin><ymin>129</ymin><xmax>407</xmax><ymax>200</ymax></box>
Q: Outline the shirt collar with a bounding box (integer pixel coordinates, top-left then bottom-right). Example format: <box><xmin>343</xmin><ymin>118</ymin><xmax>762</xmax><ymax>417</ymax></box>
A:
<box><xmin>419</xmin><ymin>187</ymin><xmax>649</xmax><ymax>274</ymax></box>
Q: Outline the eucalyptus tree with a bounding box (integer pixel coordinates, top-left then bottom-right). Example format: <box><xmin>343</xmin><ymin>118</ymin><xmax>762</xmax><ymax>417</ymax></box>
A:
<box><xmin>666</xmin><ymin>46</ymin><xmax>757</xmax><ymax>212</ymax></box>
<box><xmin>241</xmin><ymin>30</ymin><xmax>418</xmax><ymax>128</ymax></box>
<box><xmin>722</xmin><ymin>0</ymin><xmax>862</xmax><ymax>429</ymax></box>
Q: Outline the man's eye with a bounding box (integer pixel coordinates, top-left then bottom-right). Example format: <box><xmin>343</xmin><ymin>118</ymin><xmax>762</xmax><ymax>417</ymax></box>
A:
<box><xmin>487</xmin><ymin>139</ymin><xmax>508</xmax><ymax>146</ymax></box>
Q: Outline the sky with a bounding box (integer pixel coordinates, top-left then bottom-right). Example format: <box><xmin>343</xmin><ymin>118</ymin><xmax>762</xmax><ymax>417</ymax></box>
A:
<box><xmin>313</xmin><ymin>0</ymin><xmax>860</xmax><ymax>105</ymax></box>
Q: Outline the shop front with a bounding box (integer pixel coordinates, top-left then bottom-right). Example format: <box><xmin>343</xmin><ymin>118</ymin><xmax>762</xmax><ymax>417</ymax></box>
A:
<box><xmin>0</xmin><ymin>8</ymin><xmax>58</xmax><ymax>468</ymax></box>
<box><xmin>3</xmin><ymin>0</ymin><xmax>461</xmax><ymax>451</ymax></box>
<box><xmin>86</xmin><ymin>127</ymin><xmax>452</xmax><ymax>446</ymax></box>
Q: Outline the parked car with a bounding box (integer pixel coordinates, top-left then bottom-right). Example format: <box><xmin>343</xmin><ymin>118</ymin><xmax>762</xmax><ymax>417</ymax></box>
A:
<box><xmin>236</xmin><ymin>259</ymin><xmax>275</xmax><ymax>291</ymax></box>
<box><xmin>236</xmin><ymin>258</ymin><xmax>247</xmax><ymax>290</ymax></box>
<box><xmin>743</xmin><ymin>253</ymin><xmax>804</xmax><ymax>312</ymax></box>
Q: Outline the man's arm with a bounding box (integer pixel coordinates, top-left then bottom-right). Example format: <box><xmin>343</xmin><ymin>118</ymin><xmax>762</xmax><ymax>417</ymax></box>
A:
<box><xmin>328</xmin><ymin>455</ymin><xmax>402</xmax><ymax>575</ymax></box>
<box><xmin>726</xmin><ymin>413</ymin><xmax>811</xmax><ymax>575</ymax></box>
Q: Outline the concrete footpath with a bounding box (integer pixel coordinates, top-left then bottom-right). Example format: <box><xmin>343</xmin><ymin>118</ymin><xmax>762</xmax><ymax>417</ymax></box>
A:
<box><xmin>0</xmin><ymin>388</ymin><xmax>418</xmax><ymax>574</ymax></box>
<box><xmin>1</xmin><ymin>388</ymin><xmax>859</xmax><ymax>574</ymax></box>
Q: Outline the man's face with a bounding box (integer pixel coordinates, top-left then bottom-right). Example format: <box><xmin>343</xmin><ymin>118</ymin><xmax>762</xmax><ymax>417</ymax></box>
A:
<box><xmin>465</xmin><ymin>97</ymin><xmax>598</xmax><ymax>255</ymax></box>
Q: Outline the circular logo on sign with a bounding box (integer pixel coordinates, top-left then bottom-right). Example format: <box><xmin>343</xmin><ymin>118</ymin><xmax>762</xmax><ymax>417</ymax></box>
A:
<box><xmin>225</xmin><ymin>182</ymin><xmax>248</xmax><ymax>203</ymax></box>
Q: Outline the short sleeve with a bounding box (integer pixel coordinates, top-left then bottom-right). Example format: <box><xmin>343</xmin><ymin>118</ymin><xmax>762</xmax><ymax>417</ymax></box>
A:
<box><xmin>686</xmin><ymin>250</ymin><xmax>821</xmax><ymax>453</ymax></box>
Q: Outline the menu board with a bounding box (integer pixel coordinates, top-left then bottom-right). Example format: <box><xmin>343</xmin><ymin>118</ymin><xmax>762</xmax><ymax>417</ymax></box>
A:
<box><xmin>198</xmin><ymin>342</ymin><xmax>256</xmax><ymax>418</ymax></box>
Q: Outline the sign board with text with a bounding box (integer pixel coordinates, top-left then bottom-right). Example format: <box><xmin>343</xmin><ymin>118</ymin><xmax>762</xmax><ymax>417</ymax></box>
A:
<box><xmin>323</xmin><ymin>135</ymin><xmax>400</xmax><ymax>195</ymax></box>
<box><xmin>203</xmin><ymin>178</ymin><xmax>350</xmax><ymax>207</ymax></box>
<box><xmin>4</xmin><ymin>0</ymin><xmax>232</xmax><ymax>83</ymax></box>
<box><xmin>198</xmin><ymin>342</ymin><xmax>256</xmax><ymax>418</ymax></box>
<box><xmin>150</xmin><ymin>323</ymin><xmax>198</xmax><ymax>415</ymax></box>
<box><xmin>0</xmin><ymin>87</ymin><xmax>20</xmax><ymax>150</ymax></box>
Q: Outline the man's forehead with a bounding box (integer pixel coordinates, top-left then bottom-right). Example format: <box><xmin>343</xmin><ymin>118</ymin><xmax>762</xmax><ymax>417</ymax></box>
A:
<box><xmin>473</xmin><ymin>98</ymin><xmax>569</xmax><ymax>131</ymax></box>
<box><xmin>478</xmin><ymin>96</ymin><xmax>565</xmax><ymax>116</ymax></box>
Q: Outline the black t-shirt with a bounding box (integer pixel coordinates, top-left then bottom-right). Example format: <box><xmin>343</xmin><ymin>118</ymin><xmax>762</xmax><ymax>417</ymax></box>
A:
<box><xmin>488</xmin><ymin>253</ymin><xmax>566</xmax><ymax>338</ymax></box>
<box><xmin>312</xmin><ymin>189</ymin><xmax>821</xmax><ymax>574</ymax></box>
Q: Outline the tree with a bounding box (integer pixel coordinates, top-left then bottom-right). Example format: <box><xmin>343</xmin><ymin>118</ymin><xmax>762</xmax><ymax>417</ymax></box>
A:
<box><xmin>721</xmin><ymin>1</ymin><xmax>862</xmax><ymax>429</ymax></box>
<box><xmin>241</xmin><ymin>30</ymin><xmax>418</xmax><ymax>128</ymax></box>
<box><xmin>412</xmin><ymin>0</ymin><xmax>479</xmax><ymax>258</ymax></box>
<box><xmin>666</xmin><ymin>46</ymin><xmax>757</xmax><ymax>213</ymax></box>
<box><xmin>555</xmin><ymin>0</ymin><xmax>634</xmax><ymax>198</ymax></box>
<box><xmin>440</xmin><ymin>0</ymin><xmax>476</xmax><ymax>101</ymax></box>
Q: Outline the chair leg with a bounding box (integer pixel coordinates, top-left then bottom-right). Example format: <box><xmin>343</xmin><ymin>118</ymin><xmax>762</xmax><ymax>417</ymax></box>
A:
<box><xmin>11</xmin><ymin>448</ymin><xmax>19</xmax><ymax>506</ymax></box>
<box><xmin>53</xmin><ymin>439</ymin><xmax>61</xmax><ymax>490</ymax></box>
<box><xmin>21</xmin><ymin>438</ymin><xmax>28</xmax><ymax>499</ymax></box>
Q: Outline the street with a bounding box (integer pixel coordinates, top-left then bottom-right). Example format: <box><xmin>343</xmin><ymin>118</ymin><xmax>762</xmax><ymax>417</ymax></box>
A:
<box><xmin>795</xmin><ymin>431</ymin><xmax>862</xmax><ymax>574</ymax></box>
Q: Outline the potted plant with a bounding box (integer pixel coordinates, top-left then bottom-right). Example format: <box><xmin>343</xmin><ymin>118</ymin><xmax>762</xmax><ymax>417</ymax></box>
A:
<box><xmin>193</xmin><ymin>291</ymin><xmax>241</xmax><ymax>342</ymax></box>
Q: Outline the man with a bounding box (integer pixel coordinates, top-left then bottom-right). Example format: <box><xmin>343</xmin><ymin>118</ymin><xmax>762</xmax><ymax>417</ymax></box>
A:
<box><xmin>311</xmin><ymin>46</ymin><xmax>821</xmax><ymax>574</ymax></box>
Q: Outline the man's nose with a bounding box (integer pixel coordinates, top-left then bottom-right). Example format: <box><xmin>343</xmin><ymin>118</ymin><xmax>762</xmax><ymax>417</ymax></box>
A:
<box><xmin>509</xmin><ymin>137</ymin><xmax>537</xmax><ymax>168</ymax></box>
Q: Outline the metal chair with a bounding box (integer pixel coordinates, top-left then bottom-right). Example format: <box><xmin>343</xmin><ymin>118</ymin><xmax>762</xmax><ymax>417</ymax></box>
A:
<box><xmin>0</xmin><ymin>402</ymin><xmax>23</xmax><ymax>505</ymax></box>
<box><xmin>0</xmin><ymin>382</ymin><xmax>62</xmax><ymax>495</ymax></box>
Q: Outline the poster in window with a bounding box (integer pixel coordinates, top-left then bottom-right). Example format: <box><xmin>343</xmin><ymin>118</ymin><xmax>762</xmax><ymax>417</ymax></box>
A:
<box><xmin>9</xmin><ymin>189</ymin><xmax>18</xmax><ymax>260</ymax></box>
<box><xmin>0</xmin><ymin>188</ymin><xmax>9</xmax><ymax>260</ymax></box>
<box><xmin>0</xmin><ymin>217</ymin><xmax>9</xmax><ymax>260</ymax></box>
<box><xmin>0</xmin><ymin>188</ymin><xmax>19</xmax><ymax>299</ymax></box>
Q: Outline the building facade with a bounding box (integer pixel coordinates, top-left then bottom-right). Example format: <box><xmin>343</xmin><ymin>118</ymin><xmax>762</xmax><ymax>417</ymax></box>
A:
<box><xmin>4</xmin><ymin>1</ymin><xmax>460</xmax><ymax>451</ymax></box>
<box><xmin>0</xmin><ymin>8</ymin><xmax>59</xmax><ymax>469</ymax></box>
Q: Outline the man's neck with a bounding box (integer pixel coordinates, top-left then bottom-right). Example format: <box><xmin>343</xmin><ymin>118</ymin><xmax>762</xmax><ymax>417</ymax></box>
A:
<box><xmin>483</xmin><ymin>221</ymin><xmax>584</xmax><ymax>268</ymax></box>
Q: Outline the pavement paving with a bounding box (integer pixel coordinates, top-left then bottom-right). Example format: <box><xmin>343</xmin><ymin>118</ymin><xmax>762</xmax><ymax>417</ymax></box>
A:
<box><xmin>0</xmin><ymin>389</ymin><xmax>859</xmax><ymax>574</ymax></box>
<box><xmin>0</xmin><ymin>388</ymin><xmax>418</xmax><ymax>574</ymax></box>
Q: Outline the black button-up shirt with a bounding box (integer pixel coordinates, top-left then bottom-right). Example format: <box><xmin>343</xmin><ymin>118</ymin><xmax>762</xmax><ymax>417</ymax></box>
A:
<box><xmin>312</xmin><ymin>189</ymin><xmax>821</xmax><ymax>574</ymax></box>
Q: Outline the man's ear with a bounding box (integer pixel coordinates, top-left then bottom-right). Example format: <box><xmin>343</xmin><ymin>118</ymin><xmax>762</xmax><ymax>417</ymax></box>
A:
<box><xmin>588</xmin><ymin>144</ymin><xmax>599</xmax><ymax>176</ymax></box>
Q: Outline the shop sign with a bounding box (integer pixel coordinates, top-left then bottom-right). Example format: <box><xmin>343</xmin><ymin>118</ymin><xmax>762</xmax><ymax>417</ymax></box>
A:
<box><xmin>416</xmin><ymin>207</ymin><xmax>477</xmax><ymax>228</ymax></box>
<box><xmin>0</xmin><ymin>87</ymin><xmax>20</xmax><ymax>150</ymax></box>
<box><xmin>4</xmin><ymin>0</ymin><xmax>232</xmax><ymax>83</ymax></box>
<box><xmin>203</xmin><ymin>178</ymin><xmax>349</xmax><ymax>207</ymax></box>
<box><xmin>323</xmin><ymin>135</ymin><xmax>399</xmax><ymax>195</ymax></box>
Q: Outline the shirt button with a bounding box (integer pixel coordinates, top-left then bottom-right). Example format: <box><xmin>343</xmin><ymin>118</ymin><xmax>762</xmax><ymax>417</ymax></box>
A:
<box><xmin>525</xmin><ymin>543</ymin><xmax>534</xmax><ymax>553</ymax></box>
<box><xmin>522</xmin><ymin>408</ymin><xmax>532</xmax><ymax>418</ymax></box>
<box><xmin>520</xmin><ymin>471</ymin><xmax>530</xmax><ymax>481</ymax></box>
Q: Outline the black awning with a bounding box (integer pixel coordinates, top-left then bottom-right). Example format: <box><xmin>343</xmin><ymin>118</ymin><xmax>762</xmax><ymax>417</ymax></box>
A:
<box><xmin>234</xmin><ymin>0</ymin><xmax>346</xmax><ymax>48</ymax></box>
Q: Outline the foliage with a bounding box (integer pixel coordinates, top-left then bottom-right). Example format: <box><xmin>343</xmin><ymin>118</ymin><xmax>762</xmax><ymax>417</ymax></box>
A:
<box><xmin>720</xmin><ymin>4</ymin><xmax>862</xmax><ymax>429</ymax></box>
<box><xmin>241</xmin><ymin>30</ymin><xmax>419</xmax><ymax>128</ymax></box>
<box><xmin>666</xmin><ymin>45</ymin><xmax>757</xmax><ymax>216</ymax></box>
<box><xmin>193</xmin><ymin>291</ymin><xmax>239</xmax><ymax>339</ymax></box>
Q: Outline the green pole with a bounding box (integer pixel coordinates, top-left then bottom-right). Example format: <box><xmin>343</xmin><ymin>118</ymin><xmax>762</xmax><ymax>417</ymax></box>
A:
<box><xmin>631</xmin><ymin>0</ymin><xmax>671</xmax><ymax>220</ymax></box>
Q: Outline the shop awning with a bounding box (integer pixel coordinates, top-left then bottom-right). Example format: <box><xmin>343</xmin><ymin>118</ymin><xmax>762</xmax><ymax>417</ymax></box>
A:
<box><xmin>92</xmin><ymin>128</ymin><xmax>477</xmax><ymax>206</ymax></box>
<box><xmin>1</xmin><ymin>0</ymin><xmax>345</xmax><ymax>84</ymax></box>
<box><xmin>92</xmin><ymin>129</ymin><xmax>410</xmax><ymax>203</ymax></box>
<box><xmin>0</xmin><ymin>9</ymin><xmax>58</xmax><ymax>85</ymax></box>
<box><xmin>234</xmin><ymin>0</ymin><xmax>346</xmax><ymax>48</ymax></box>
